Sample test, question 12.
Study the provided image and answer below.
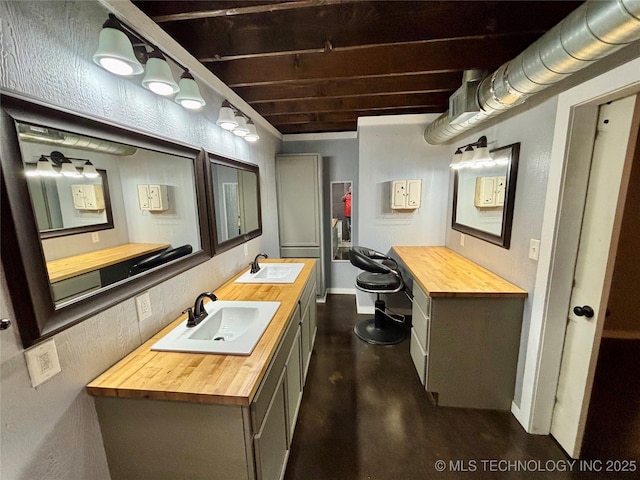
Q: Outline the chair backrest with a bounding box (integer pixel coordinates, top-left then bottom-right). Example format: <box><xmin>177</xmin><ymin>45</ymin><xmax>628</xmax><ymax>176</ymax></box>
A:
<box><xmin>348</xmin><ymin>246</ymin><xmax>398</xmax><ymax>275</ymax></box>
<box><xmin>129</xmin><ymin>244</ymin><xmax>192</xmax><ymax>276</ymax></box>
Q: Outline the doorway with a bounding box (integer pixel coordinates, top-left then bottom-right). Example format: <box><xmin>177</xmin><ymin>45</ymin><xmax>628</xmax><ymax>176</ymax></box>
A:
<box><xmin>550</xmin><ymin>94</ymin><xmax>640</xmax><ymax>457</ymax></box>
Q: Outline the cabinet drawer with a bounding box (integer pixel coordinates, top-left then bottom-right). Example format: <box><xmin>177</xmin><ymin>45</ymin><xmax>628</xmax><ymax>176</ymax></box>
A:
<box><xmin>411</xmin><ymin>302</ymin><xmax>429</xmax><ymax>353</ymax></box>
<box><xmin>252</xmin><ymin>304</ymin><xmax>300</xmax><ymax>432</ymax></box>
<box><xmin>410</xmin><ymin>328</ymin><xmax>428</xmax><ymax>386</ymax></box>
<box><xmin>413</xmin><ymin>284</ymin><xmax>431</xmax><ymax>319</ymax></box>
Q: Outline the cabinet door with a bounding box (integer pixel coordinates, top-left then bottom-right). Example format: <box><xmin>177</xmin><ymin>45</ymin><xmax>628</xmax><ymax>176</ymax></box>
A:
<box><xmin>138</xmin><ymin>185</ymin><xmax>151</xmax><ymax>210</ymax></box>
<box><xmin>285</xmin><ymin>327</ymin><xmax>302</xmax><ymax>445</ymax></box>
<box><xmin>276</xmin><ymin>155</ymin><xmax>320</xmax><ymax>247</ymax></box>
<box><xmin>254</xmin><ymin>370</ymin><xmax>288</xmax><ymax>480</ymax></box>
<box><xmin>300</xmin><ymin>300</ymin><xmax>311</xmax><ymax>381</ymax></box>
<box><xmin>72</xmin><ymin>185</ymin><xmax>87</xmax><ymax>209</ymax></box>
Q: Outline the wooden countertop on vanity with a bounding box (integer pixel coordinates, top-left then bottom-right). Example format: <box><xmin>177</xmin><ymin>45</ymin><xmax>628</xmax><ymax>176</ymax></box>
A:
<box><xmin>47</xmin><ymin>242</ymin><xmax>170</xmax><ymax>283</ymax></box>
<box><xmin>392</xmin><ymin>246</ymin><xmax>527</xmax><ymax>298</ymax></box>
<box><xmin>86</xmin><ymin>259</ymin><xmax>315</xmax><ymax>406</ymax></box>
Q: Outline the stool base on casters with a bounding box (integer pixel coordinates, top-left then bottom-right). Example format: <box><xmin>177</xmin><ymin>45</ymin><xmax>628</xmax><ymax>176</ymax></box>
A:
<box><xmin>354</xmin><ymin>299</ymin><xmax>405</xmax><ymax>345</ymax></box>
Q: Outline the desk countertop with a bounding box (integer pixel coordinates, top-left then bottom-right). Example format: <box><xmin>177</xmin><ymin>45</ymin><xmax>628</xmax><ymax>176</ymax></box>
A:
<box><xmin>46</xmin><ymin>243</ymin><xmax>170</xmax><ymax>283</ymax></box>
<box><xmin>392</xmin><ymin>246</ymin><xmax>527</xmax><ymax>298</ymax></box>
<box><xmin>86</xmin><ymin>259</ymin><xmax>316</xmax><ymax>406</ymax></box>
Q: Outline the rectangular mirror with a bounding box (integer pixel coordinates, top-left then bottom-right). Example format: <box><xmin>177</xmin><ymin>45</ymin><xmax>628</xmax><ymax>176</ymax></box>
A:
<box><xmin>207</xmin><ymin>153</ymin><xmax>262</xmax><ymax>254</ymax></box>
<box><xmin>452</xmin><ymin>143</ymin><xmax>520</xmax><ymax>248</ymax></box>
<box><xmin>330</xmin><ymin>181</ymin><xmax>352</xmax><ymax>261</ymax></box>
<box><xmin>1</xmin><ymin>94</ymin><xmax>212</xmax><ymax>347</ymax></box>
<box><xmin>23</xmin><ymin>142</ymin><xmax>114</xmax><ymax>238</ymax></box>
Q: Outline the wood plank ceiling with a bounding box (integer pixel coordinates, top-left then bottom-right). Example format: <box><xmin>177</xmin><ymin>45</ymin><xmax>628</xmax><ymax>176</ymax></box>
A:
<box><xmin>133</xmin><ymin>1</ymin><xmax>583</xmax><ymax>135</ymax></box>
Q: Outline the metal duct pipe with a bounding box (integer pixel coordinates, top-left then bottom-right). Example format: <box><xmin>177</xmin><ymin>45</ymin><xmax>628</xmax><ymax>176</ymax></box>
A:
<box><xmin>424</xmin><ymin>0</ymin><xmax>640</xmax><ymax>145</ymax></box>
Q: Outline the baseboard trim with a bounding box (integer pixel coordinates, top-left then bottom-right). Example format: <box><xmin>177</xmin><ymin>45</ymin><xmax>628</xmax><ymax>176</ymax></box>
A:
<box><xmin>326</xmin><ymin>288</ymin><xmax>357</xmax><ymax>295</ymax></box>
<box><xmin>602</xmin><ymin>330</ymin><xmax>640</xmax><ymax>340</ymax></box>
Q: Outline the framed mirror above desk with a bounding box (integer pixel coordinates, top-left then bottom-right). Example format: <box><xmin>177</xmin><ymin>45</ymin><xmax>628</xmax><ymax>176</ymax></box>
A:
<box><xmin>0</xmin><ymin>93</ymin><xmax>212</xmax><ymax>348</ymax></box>
<box><xmin>452</xmin><ymin>143</ymin><xmax>520</xmax><ymax>249</ymax></box>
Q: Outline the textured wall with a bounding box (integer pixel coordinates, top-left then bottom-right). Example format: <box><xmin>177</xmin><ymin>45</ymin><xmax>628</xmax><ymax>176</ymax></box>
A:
<box><xmin>444</xmin><ymin>98</ymin><xmax>558</xmax><ymax>407</ymax></box>
<box><xmin>280</xmin><ymin>137</ymin><xmax>359</xmax><ymax>290</ymax></box>
<box><xmin>0</xmin><ymin>1</ymin><xmax>280</xmax><ymax>479</ymax></box>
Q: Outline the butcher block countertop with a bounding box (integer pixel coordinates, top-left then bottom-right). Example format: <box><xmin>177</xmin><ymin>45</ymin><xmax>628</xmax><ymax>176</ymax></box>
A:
<box><xmin>87</xmin><ymin>259</ymin><xmax>315</xmax><ymax>406</ymax></box>
<box><xmin>47</xmin><ymin>242</ymin><xmax>170</xmax><ymax>283</ymax></box>
<box><xmin>392</xmin><ymin>246</ymin><xmax>527</xmax><ymax>298</ymax></box>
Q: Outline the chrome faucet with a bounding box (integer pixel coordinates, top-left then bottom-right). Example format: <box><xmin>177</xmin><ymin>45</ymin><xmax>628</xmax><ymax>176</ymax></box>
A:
<box><xmin>184</xmin><ymin>292</ymin><xmax>217</xmax><ymax>328</ymax></box>
<box><xmin>250</xmin><ymin>253</ymin><xmax>268</xmax><ymax>274</ymax></box>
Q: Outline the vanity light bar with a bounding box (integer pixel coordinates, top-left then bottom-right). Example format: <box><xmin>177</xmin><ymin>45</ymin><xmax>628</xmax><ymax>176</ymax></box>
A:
<box><xmin>27</xmin><ymin>152</ymin><xmax>99</xmax><ymax>178</ymax></box>
<box><xmin>449</xmin><ymin>136</ymin><xmax>493</xmax><ymax>169</ymax></box>
<box><xmin>93</xmin><ymin>14</ymin><xmax>205</xmax><ymax>110</ymax></box>
<box><xmin>216</xmin><ymin>100</ymin><xmax>260</xmax><ymax>143</ymax></box>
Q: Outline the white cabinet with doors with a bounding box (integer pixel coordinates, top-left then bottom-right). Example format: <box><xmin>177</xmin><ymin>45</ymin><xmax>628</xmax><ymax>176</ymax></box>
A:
<box><xmin>72</xmin><ymin>184</ymin><xmax>105</xmax><ymax>210</ymax></box>
<box><xmin>137</xmin><ymin>184</ymin><xmax>169</xmax><ymax>212</ymax></box>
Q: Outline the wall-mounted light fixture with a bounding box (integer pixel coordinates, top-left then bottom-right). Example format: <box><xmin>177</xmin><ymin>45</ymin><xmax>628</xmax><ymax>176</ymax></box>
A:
<box><xmin>216</xmin><ymin>100</ymin><xmax>260</xmax><ymax>142</ymax></box>
<box><xmin>449</xmin><ymin>136</ymin><xmax>503</xmax><ymax>169</ymax></box>
<box><xmin>26</xmin><ymin>151</ymin><xmax>100</xmax><ymax>178</ymax></box>
<box><xmin>93</xmin><ymin>14</ymin><xmax>205</xmax><ymax>110</ymax></box>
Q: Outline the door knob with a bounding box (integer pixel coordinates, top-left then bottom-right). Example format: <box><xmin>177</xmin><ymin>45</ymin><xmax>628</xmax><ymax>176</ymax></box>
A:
<box><xmin>573</xmin><ymin>305</ymin><xmax>594</xmax><ymax>318</ymax></box>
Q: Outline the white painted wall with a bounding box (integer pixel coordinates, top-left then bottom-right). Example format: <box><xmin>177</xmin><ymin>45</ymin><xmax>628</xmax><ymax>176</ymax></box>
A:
<box><xmin>280</xmin><ymin>135</ymin><xmax>359</xmax><ymax>291</ymax></box>
<box><xmin>0</xmin><ymin>1</ymin><xmax>280</xmax><ymax>479</ymax></box>
<box><xmin>356</xmin><ymin>116</ymin><xmax>451</xmax><ymax>310</ymax></box>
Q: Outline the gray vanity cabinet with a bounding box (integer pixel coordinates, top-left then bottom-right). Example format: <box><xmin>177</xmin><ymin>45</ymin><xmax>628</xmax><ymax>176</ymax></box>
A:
<box><xmin>94</xmin><ymin>267</ymin><xmax>317</xmax><ymax>480</ymax></box>
<box><xmin>409</xmin><ymin>282</ymin><xmax>524</xmax><ymax>410</ymax></box>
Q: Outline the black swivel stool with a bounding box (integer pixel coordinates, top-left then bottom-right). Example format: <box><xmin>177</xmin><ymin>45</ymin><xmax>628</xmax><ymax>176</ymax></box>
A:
<box><xmin>349</xmin><ymin>246</ymin><xmax>406</xmax><ymax>345</ymax></box>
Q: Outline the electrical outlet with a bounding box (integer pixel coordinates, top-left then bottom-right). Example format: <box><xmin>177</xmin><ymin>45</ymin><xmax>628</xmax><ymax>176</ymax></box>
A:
<box><xmin>135</xmin><ymin>291</ymin><xmax>152</xmax><ymax>322</ymax></box>
<box><xmin>24</xmin><ymin>338</ymin><xmax>62</xmax><ymax>387</ymax></box>
<box><xmin>529</xmin><ymin>239</ymin><xmax>541</xmax><ymax>261</ymax></box>
<box><xmin>244</xmin><ymin>243</ymin><xmax>249</xmax><ymax>257</ymax></box>
<box><xmin>91</xmin><ymin>232</ymin><xmax>100</xmax><ymax>243</ymax></box>
<box><xmin>460</xmin><ymin>233</ymin><xmax>465</xmax><ymax>246</ymax></box>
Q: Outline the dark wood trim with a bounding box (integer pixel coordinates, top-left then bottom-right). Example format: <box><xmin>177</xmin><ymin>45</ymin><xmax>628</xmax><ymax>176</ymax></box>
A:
<box><xmin>451</xmin><ymin>143</ymin><xmax>520</xmax><ymax>249</ymax></box>
<box><xmin>278</xmin><ymin>121</ymin><xmax>357</xmax><ymax>134</ymax></box>
<box><xmin>0</xmin><ymin>93</ymin><xmax>213</xmax><ymax>348</ymax></box>
<box><xmin>267</xmin><ymin>106</ymin><xmax>442</xmax><ymax>126</ymax></box>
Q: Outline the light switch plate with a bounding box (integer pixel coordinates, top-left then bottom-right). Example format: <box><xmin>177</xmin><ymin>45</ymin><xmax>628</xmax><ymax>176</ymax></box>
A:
<box><xmin>91</xmin><ymin>232</ymin><xmax>99</xmax><ymax>243</ymax></box>
<box><xmin>25</xmin><ymin>338</ymin><xmax>62</xmax><ymax>388</ymax></box>
<box><xmin>244</xmin><ymin>243</ymin><xmax>249</xmax><ymax>257</ymax></box>
<box><xmin>460</xmin><ymin>233</ymin><xmax>465</xmax><ymax>246</ymax></box>
<box><xmin>529</xmin><ymin>239</ymin><xmax>541</xmax><ymax>261</ymax></box>
<box><xmin>135</xmin><ymin>291</ymin><xmax>152</xmax><ymax>322</ymax></box>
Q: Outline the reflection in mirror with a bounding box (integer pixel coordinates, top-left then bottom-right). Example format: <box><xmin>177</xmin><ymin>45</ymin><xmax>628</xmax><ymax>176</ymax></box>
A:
<box><xmin>1</xmin><ymin>94</ymin><xmax>212</xmax><ymax>348</ymax></box>
<box><xmin>16</xmin><ymin>122</ymin><xmax>202</xmax><ymax>307</ymax></box>
<box><xmin>331</xmin><ymin>181</ymin><xmax>352</xmax><ymax>261</ymax></box>
<box><xmin>24</xmin><ymin>153</ymin><xmax>113</xmax><ymax>238</ymax></box>
<box><xmin>209</xmin><ymin>154</ymin><xmax>262</xmax><ymax>253</ymax></box>
<box><xmin>452</xmin><ymin>143</ymin><xmax>520</xmax><ymax>248</ymax></box>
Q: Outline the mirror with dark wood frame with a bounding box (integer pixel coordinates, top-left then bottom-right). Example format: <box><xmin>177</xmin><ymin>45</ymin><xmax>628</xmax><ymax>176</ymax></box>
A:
<box><xmin>0</xmin><ymin>94</ymin><xmax>212</xmax><ymax>348</ymax></box>
<box><xmin>206</xmin><ymin>153</ymin><xmax>262</xmax><ymax>254</ymax></box>
<box><xmin>452</xmin><ymin>143</ymin><xmax>520</xmax><ymax>249</ymax></box>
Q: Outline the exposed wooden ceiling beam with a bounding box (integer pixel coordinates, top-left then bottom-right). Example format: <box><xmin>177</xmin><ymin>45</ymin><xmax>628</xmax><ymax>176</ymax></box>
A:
<box><xmin>253</xmin><ymin>92</ymin><xmax>451</xmax><ymax>116</ymax></box>
<box><xmin>279</xmin><ymin>121</ymin><xmax>358</xmax><ymax>134</ymax></box>
<box><xmin>151</xmin><ymin>1</ymin><xmax>581</xmax><ymax>59</ymax></box>
<box><xmin>208</xmin><ymin>35</ymin><xmax>539</xmax><ymax>87</ymax></box>
<box><xmin>267</xmin><ymin>107</ymin><xmax>442</xmax><ymax>126</ymax></box>
<box><xmin>151</xmin><ymin>0</ymin><xmax>348</xmax><ymax>23</ymax></box>
<box><xmin>236</xmin><ymin>72</ymin><xmax>461</xmax><ymax>103</ymax></box>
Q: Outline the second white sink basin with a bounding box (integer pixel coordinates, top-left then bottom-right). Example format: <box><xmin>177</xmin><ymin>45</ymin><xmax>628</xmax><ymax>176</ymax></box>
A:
<box><xmin>235</xmin><ymin>263</ymin><xmax>305</xmax><ymax>284</ymax></box>
<box><xmin>151</xmin><ymin>300</ymin><xmax>281</xmax><ymax>355</ymax></box>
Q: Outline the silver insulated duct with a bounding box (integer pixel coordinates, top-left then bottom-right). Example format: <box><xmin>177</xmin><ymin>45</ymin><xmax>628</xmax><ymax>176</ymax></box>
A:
<box><xmin>424</xmin><ymin>0</ymin><xmax>640</xmax><ymax>145</ymax></box>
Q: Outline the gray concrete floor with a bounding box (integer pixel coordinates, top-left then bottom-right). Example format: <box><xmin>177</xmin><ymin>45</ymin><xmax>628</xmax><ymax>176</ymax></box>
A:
<box><xmin>284</xmin><ymin>294</ymin><xmax>635</xmax><ymax>480</ymax></box>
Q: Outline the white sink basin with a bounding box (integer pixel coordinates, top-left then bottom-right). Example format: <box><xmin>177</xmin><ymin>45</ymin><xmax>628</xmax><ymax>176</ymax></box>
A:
<box><xmin>234</xmin><ymin>263</ymin><xmax>305</xmax><ymax>284</ymax></box>
<box><xmin>151</xmin><ymin>301</ymin><xmax>281</xmax><ymax>355</ymax></box>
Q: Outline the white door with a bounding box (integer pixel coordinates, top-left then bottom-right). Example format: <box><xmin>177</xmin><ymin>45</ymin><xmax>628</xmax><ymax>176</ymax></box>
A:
<box><xmin>550</xmin><ymin>94</ymin><xmax>638</xmax><ymax>457</ymax></box>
